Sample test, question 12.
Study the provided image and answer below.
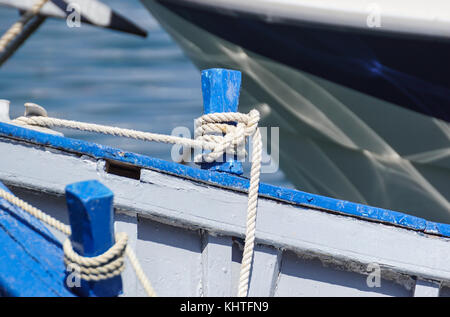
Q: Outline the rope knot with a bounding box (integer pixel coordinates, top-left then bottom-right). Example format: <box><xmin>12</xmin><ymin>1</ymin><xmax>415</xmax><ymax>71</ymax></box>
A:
<box><xmin>194</xmin><ymin>110</ymin><xmax>260</xmax><ymax>164</ymax></box>
<box><xmin>63</xmin><ymin>232</ymin><xmax>128</xmax><ymax>282</ymax></box>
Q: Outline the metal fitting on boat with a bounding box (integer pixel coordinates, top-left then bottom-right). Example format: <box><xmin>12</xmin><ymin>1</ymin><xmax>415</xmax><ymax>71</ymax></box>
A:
<box><xmin>10</xmin><ymin>102</ymin><xmax>64</xmax><ymax>136</ymax></box>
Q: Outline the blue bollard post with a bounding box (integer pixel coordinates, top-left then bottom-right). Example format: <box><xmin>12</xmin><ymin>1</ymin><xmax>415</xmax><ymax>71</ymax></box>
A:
<box><xmin>199</xmin><ymin>68</ymin><xmax>244</xmax><ymax>175</ymax></box>
<box><xmin>65</xmin><ymin>179</ymin><xmax>122</xmax><ymax>297</ymax></box>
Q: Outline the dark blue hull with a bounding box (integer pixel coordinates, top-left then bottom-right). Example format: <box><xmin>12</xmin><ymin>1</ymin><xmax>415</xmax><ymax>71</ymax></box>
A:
<box><xmin>159</xmin><ymin>0</ymin><xmax>450</xmax><ymax>122</ymax></box>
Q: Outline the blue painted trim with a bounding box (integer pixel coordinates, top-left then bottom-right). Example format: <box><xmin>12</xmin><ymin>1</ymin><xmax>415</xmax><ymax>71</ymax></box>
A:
<box><xmin>200</xmin><ymin>68</ymin><xmax>244</xmax><ymax>175</ymax></box>
<box><xmin>65</xmin><ymin>180</ymin><xmax>122</xmax><ymax>297</ymax></box>
<box><xmin>1</xmin><ymin>122</ymin><xmax>449</xmax><ymax>238</ymax></box>
<box><xmin>0</xmin><ymin>181</ymin><xmax>74</xmax><ymax>297</ymax></box>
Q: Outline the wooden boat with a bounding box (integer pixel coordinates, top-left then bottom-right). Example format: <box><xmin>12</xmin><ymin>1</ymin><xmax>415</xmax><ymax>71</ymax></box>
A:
<box><xmin>0</xmin><ymin>69</ymin><xmax>449</xmax><ymax>297</ymax></box>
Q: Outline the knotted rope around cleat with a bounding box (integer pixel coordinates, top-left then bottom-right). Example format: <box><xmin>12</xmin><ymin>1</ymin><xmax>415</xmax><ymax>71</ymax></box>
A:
<box><xmin>63</xmin><ymin>232</ymin><xmax>128</xmax><ymax>282</ymax></box>
<box><xmin>11</xmin><ymin>108</ymin><xmax>263</xmax><ymax>297</ymax></box>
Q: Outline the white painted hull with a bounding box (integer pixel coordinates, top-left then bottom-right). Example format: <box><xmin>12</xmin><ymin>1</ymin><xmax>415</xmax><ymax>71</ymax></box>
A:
<box><xmin>149</xmin><ymin>0</ymin><xmax>450</xmax><ymax>39</ymax></box>
<box><xmin>1</xmin><ymin>129</ymin><xmax>450</xmax><ymax>296</ymax></box>
<box><xmin>141</xmin><ymin>0</ymin><xmax>450</xmax><ymax>223</ymax></box>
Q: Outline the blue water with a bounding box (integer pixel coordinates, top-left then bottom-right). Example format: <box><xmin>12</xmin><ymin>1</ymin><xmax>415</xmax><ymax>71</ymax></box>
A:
<box><xmin>0</xmin><ymin>0</ymin><xmax>290</xmax><ymax>186</ymax></box>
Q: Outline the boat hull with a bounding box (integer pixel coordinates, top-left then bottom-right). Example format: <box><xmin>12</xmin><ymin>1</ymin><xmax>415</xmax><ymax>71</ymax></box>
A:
<box><xmin>142</xmin><ymin>0</ymin><xmax>450</xmax><ymax>222</ymax></box>
<box><xmin>1</xmin><ymin>124</ymin><xmax>450</xmax><ymax>296</ymax></box>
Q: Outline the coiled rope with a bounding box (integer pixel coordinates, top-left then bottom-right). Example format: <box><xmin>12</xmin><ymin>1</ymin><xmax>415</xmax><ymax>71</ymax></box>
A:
<box><xmin>63</xmin><ymin>232</ymin><xmax>128</xmax><ymax>282</ymax></box>
<box><xmin>10</xmin><ymin>108</ymin><xmax>262</xmax><ymax>297</ymax></box>
<box><xmin>0</xmin><ymin>0</ymin><xmax>50</xmax><ymax>53</ymax></box>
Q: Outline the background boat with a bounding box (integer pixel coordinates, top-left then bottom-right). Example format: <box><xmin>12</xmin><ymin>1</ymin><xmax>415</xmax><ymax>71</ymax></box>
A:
<box><xmin>141</xmin><ymin>0</ymin><xmax>450</xmax><ymax>223</ymax></box>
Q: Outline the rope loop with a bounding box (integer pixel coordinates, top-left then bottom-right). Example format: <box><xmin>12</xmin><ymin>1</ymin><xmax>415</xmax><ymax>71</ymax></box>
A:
<box><xmin>194</xmin><ymin>109</ymin><xmax>260</xmax><ymax>164</ymax></box>
<box><xmin>63</xmin><ymin>232</ymin><xmax>128</xmax><ymax>282</ymax></box>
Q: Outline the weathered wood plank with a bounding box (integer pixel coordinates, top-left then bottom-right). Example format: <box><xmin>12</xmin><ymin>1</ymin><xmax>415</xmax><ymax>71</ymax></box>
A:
<box><xmin>201</xmin><ymin>233</ymin><xmax>233</xmax><ymax>296</ymax></box>
<box><xmin>1</xmin><ymin>121</ymin><xmax>448</xmax><ymax>237</ymax></box>
<box><xmin>65</xmin><ymin>180</ymin><xmax>122</xmax><ymax>297</ymax></box>
<box><xmin>199</xmin><ymin>68</ymin><xmax>243</xmax><ymax>175</ymax></box>
<box><xmin>248</xmin><ymin>244</ymin><xmax>281</xmax><ymax>297</ymax></box>
<box><xmin>115</xmin><ymin>212</ymin><xmax>138</xmax><ymax>297</ymax></box>
<box><xmin>136</xmin><ymin>216</ymin><xmax>202</xmax><ymax>296</ymax></box>
<box><xmin>274</xmin><ymin>251</ymin><xmax>412</xmax><ymax>297</ymax></box>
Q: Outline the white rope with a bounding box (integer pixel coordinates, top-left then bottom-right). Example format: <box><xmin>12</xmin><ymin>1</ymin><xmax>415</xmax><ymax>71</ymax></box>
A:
<box><xmin>237</xmin><ymin>127</ymin><xmax>262</xmax><ymax>297</ymax></box>
<box><xmin>0</xmin><ymin>188</ymin><xmax>157</xmax><ymax>297</ymax></box>
<box><xmin>63</xmin><ymin>232</ymin><xmax>128</xmax><ymax>282</ymax></box>
<box><xmin>0</xmin><ymin>0</ymin><xmax>50</xmax><ymax>53</ymax></box>
<box><xmin>11</xmin><ymin>108</ymin><xmax>263</xmax><ymax>297</ymax></box>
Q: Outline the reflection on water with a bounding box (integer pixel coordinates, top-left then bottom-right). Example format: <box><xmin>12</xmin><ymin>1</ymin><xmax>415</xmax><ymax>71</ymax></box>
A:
<box><xmin>0</xmin><ymin>0</ymin><xmax>291</xmax><ymax>188</ymax></box>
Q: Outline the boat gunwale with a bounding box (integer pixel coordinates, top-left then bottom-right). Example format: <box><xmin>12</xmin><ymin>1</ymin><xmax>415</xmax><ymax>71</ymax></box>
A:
<box><xmin>154</xmin><ymin>0</ymin><xmax>450</xmax><ymax>42</ymax></box>
<box><xmin>0</xmin><ymin>121</ymin><xmax>449</xmax><ymax>239</ymax></box>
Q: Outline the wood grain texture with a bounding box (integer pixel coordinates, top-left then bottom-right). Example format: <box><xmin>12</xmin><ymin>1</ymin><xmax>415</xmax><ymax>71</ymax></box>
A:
<box><xmin>201</xmin><ymin>233</ymin><xmax>233</xmax><ymax>296</ymax></box>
